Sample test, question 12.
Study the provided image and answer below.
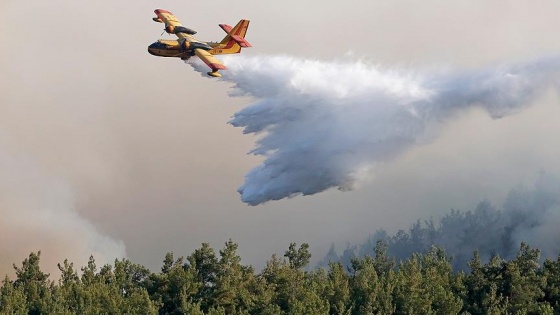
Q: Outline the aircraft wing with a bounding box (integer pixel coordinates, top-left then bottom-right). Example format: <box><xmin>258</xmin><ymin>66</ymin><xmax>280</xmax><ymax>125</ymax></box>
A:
<box><xmin>154</xmin><ymin>9</ymin><xmax>200</xmax><ymax>43</ymax></box>
<box><xmin>154</xmin><ymin>9</ymin><xmax>182</xmax><ymax>30</ymax></box>
<box><xmin>194</xmin><ymin>48</ymin><xmax>227</xmax><ymax>76</ymax></box>
<box><xmin>153</xmin><ymin>9</ymin><xmax>227</xmax><ymax>77</ymax></box>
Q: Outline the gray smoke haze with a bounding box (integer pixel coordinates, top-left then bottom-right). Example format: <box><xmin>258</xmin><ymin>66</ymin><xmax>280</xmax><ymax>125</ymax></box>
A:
<box><xmin>3</xmin><ymin>0</ymin><xmax>560</xmax><ymax>277</ymax></box>
<box><xmin>190</xmin><ymin>55</ymin><xmax>560</xmax><ymax>205</ymax></box>
<box><xmin>0</xmin><ymin>151</ymin><xmax>126</xmax><ymax>275</ymax></box>
<box><xmin>324</xmin><ymin>172</ymin><xmax>560</xmax><ymax>270</ymax></box>
<box><xmin>504</xmin><ymin>173</ymin><xmax>560</xmax><ymax>259</ymax></box>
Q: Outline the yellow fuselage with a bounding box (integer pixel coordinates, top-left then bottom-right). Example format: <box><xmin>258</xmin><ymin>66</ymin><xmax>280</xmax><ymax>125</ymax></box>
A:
<box><xmin>147</xmin><ymin>39</ymin><xmax>239</xmax><ymax>60</ymax></box>
<box><xmin>148</xmin><ymin>9</ymin><xmax>251</xmax><ymax>77</ymax></box>
<box><xmin>148</xmin><ymin>40</ymin><xmax>189</xmax><ymax>59</ymax></box>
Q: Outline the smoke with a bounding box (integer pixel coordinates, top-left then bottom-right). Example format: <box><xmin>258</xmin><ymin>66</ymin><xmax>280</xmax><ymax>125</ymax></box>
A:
<box><xmin>0</xmin><ymin>151</ymin><xmax>126</xmax><ymax>276</ymax></box>
<box><xmin>504</xmin><ymin>173</ymin><xmax>560</xmax><ymax>259</ymax></box>
<box><xmin>320</xmin><ymin>172</ymin><xmax>560</xmax><ymax>270</ymax></box>
<box><xmin>189</xmin><ymin>55</ymin><xmax>560</xmax><ymax>205</ymax></box>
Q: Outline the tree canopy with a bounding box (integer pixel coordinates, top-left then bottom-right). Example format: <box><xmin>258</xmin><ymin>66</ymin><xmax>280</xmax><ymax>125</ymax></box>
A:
<box><xmin>2</xmin><ymin>241</ymin><xmax>560</xmax><ymax>315</ymax></box>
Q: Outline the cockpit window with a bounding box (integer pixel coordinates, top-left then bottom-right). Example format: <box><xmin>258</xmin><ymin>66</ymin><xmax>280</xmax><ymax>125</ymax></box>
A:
<box><xmin>149</xmin><ymin>42</ymin><xmax>168</xmax><ymax>49</ymax></box>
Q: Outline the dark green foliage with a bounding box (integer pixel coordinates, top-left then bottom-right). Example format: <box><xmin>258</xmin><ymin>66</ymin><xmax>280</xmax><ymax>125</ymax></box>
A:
<box><xmin>1</xmin><ymin>242</ymin><xmax>560</xmax><ymax>314</ymax></box>
<box><xmin>284</xmin><ymin>243</ymin><xmax>311</xmax><ymax>270</ymax></box>
<box><xmin>12</xmin><ymin>252</ymin><xmax>52</xmax><ymax>315</ymax></box>
<box><xmin>146</xmin><ymin>252</ymin><xmax>202</xmax><ymax>315</ymax></box>
<box><xmin>0</xmin><ymin>275</ymin><xmax>27</xmax><ymax>315</ymax></box>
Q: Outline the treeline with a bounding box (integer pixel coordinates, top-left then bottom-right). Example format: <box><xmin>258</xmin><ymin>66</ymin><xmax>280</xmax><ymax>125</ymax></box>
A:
<box><xmin>2</xmin><ymin>241</ymin><xmax>560</xmax><ymax>314</ymax></box>
<box><xmin>322</xmin><ymin>174</ymin><xmax>560</xmax><ymax>271</ymax></box>
<box><xmin>320</xmin><ymin>200</ymin><xmax>527</xmax><ymax>271</ymax></box>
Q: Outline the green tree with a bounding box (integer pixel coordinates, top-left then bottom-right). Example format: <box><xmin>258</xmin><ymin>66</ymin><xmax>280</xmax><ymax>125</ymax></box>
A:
<box><xmin>0</xmin><ymin>276</ymin><xmax>27</xmax><ymax>315</ymax></box>
<box><xmin>393</xmin><ymin>253</ymin><xmax>431</xmax><ymax>314</ymax></box>
<box><xmin>464</xmin><ymin>251</ymin><xmax>487</xmax><ymax>314</ymax></box>
<box><xmin>284</xmin><ymin>243</ymin><xmax>311</xmax><ymax>270</ymax></box>
<box><xmin>146</xmin><ymin>252</ymin><xmax>202</xmax><ymax>315</ymax></box>
<box><xmin>112</xmin><ymin>258</ymin><xmax>158</xmax><ymax>314</ymax></box>
<box><xmin>542</xmin><ymin>255</ymin><xmax>560</xmax><ymax>313</ymax></box>
<box><xmin>349</xmin><ymin>240</ymin><xmax>397</xmax><ymax>315</ymax></box>
<box><xmin>264</xmin><ymin>244</ymin><xmax>329</xmax><ymax>315</ymax></box>
<box><xmin>187</xmin><ymin>243</ymin><xmax>219</xmax><ymax>311</ymax></box>
<box><xmin>325</xmin><ymin>262</ymin><xmax>352</xmax><ymax>315</ymax></box>
<box><xmin>500</xmin><ymin>243</ymin><xmax>546</xmax><ymax>314</ymax></box>
<box><xmin>393</xmin><ymin>247</ymin><xmax>461</xmax><ymax>315</ymax></box>
<box><xmin>211</xmin><ymin>240</ymin><xmax>261</xmax><ymax>314</ymax></box>
<box><xmin>420</xmin><ymin>247</ymin><xmax>462</xmax><ymax>314</ymax></box>
<box><xmin>12</xmin><ymin>251</ymin><xmax>52</xmax><ymax>315</ymax></box>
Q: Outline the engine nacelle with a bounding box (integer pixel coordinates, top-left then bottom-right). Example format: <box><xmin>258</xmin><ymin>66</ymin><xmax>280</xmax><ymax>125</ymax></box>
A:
<box><xmin>165</xmin><ymin>25</ymin><xmax>175</xmax><ymax>34</ymax></box>
<box><xmin>173</xmin><ymin>26</ymin><xmax>197</xmax><ymax>35</ymax></box>
<box><xmin>189</xmin><ymin>42</ymin><xmax>212</xmax><ymax>51</ymax></box>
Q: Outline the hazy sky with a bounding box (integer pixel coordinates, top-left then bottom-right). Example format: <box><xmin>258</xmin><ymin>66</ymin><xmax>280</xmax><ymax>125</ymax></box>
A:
<box><xmin>1</xmin><ymin>0</ymin><xmax>560</xmax><ymax>275</ymax></box>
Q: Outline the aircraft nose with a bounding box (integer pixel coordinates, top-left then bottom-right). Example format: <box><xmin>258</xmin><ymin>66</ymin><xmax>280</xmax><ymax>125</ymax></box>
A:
<box><xmin>148</xmin><ymin>42</ymin><xmax>159</xmax><ymax>56</ymax></box>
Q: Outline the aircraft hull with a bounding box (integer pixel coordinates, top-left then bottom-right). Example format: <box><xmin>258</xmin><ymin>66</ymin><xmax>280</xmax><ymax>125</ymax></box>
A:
<box><xmin>148</xmin><ymin>41</ymin><xmax>188</xmax><ymax>59</ymax></box>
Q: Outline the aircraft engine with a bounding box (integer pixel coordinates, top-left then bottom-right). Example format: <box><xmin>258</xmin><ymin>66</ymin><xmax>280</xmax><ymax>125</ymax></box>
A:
<box><xmin>177</xmin><ymin>38</ymin><xmax>189</xmax><ymax>51</ymax></box>
<box><xmin>189</xmin><ymin>42</ymin><xmax>212</xmax><ymax>51</ymax></box>
<box><xmin>165</xmin><ymin>25</ymin><xmax>175</xmax><ymax>34</ymax></box>
<box><xmin>173</xmin><ymin>26</ymin><xmax>197</xmax><ymax>35</ymax></box>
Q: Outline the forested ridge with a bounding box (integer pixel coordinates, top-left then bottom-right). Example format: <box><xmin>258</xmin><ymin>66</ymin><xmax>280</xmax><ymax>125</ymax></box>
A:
<box><xmin>2</xmin><ymin>240</ymin><xmax>560</xmax><ymax>315</ymax></box>
<box><xmin>320</xmin><ymin>174</ymin><xmax>560</xmax><ymax>272</ymax></box>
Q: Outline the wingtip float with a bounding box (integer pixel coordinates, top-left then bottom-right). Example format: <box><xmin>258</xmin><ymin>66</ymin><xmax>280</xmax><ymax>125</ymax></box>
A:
<box><xmin>148</xmin><ymin>9</ymin><xmax>251</xmax><ymax>78</ymax></box>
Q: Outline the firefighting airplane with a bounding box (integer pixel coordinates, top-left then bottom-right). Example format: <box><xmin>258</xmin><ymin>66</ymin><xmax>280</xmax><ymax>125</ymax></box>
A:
<box><xmin>148</xmin><ymin>9</ymin><xmax>251</xmax><ymax>78</ymax></box>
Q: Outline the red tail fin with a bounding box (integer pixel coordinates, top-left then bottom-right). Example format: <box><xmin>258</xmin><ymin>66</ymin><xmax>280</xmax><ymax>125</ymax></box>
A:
<box><xmin>210</xmin><ymin>20</ymin><xmax>251</xmax><ymax>55</ymax></box>
<box><xmin>219</xmin><ymin>19</ymin><xmax>251</xmax><ymax>47</ymax></box>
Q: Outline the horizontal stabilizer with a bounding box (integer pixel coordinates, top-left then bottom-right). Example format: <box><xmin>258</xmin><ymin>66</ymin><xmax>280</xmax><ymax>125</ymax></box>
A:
<box><xmin>218</xmin><ymin>20</ymin><xmax>251</xmax><ymax>47</ymax></box>
<box><xmin>219</xmin><ymin>24</ymin><xmax>233</xmax><ymax>33</ymax></box>
<box><xmin>231</xmin><ymin>35</ymin><xmax>252</xmax><ymax>47</ymax></box>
